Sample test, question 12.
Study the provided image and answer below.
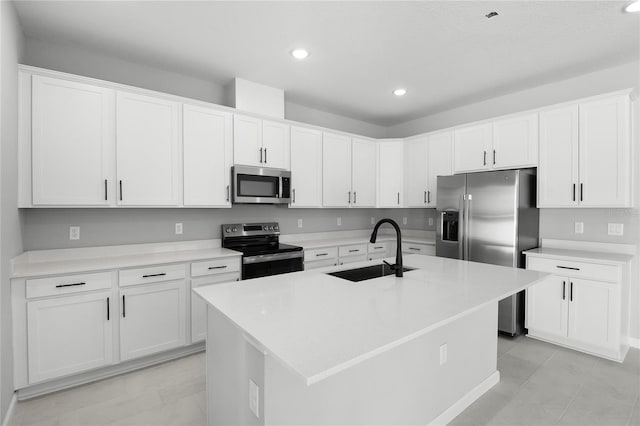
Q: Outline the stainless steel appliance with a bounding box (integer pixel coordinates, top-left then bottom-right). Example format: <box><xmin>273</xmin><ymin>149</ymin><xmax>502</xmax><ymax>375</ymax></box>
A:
<box><xmin>222</xmin><ymin>222</ymin><xmax>303</xmax><ymax>279</ymax></box>
<box><xmin>232</xmin><ymin>166</ymin><xmax>291</xmax><ymax>204</ymax></box>
<box><xmin>436</xmin><ymin>169</ymin><xmax>539</xmax><ymax>336</ymax></box>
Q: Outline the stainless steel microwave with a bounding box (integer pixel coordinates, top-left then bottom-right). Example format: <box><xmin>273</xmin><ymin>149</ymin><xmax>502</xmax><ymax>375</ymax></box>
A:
<box><xmin>232</xmin><ymin>165</ymin><xmax>291</xmax><ymax>204</ymax></box>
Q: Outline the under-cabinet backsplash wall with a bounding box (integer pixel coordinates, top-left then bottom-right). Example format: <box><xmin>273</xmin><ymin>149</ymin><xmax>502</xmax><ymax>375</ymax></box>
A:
<box><xmin>22</xmin><ymin>207</ymin><xmax>437</xmax><ymax>250</ymax></box>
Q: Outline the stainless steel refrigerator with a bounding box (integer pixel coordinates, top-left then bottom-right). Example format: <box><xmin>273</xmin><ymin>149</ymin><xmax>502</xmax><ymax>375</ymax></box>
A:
<box><xmin>436</xmin><ymin>168</ymin><xmax>539</xmax><ymax>336</ymax></box>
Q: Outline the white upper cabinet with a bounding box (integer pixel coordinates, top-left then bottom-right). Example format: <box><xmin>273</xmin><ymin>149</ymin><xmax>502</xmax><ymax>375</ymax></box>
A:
<box><xmin>116</xmin><ymin>91</ymin><xmax>180</xmax><ymax>206</ymax></box>
<box><xmin>31</xmin><ymin>75</ymin><xmax>115</xmax><ymax>206</ymax></box>
<box><xmin>578</xmin><ymin>95</ymin><xmax>630</xmax><ymax>207</ymax></box>
<box><xmin>453</xmin><ymin>114</ymin><xmax>538</xmax><ymax>174</ymax></box>
<box><xmin>351</xmin><ymin>138</ymin><xmax>377</xmax><ymax>207</ymax></box>
<box><xmin>538</xmin><ymin>106</ymin><xmax>579</xmax><ymax>207</ymax></box>
<box><xmin>453</xmin><ymin>124</ymin><xmax>492</xmax><ymax>173</ymax></box>
<box><xmin>426</xmin><ymin>131</ymin><xmax>453</xmax><ymax>207</ymax></box>
<box><xmin>290</xmin><ymin>126</ymin><xmax>323</xmax><ymax>208</ymax></box>
<box><xmin>492</xmin><ymin>113</ymin><xmax>538</xmax><ymax>169</ymax></box>
<box><xmin>323</xmin><ymin>132</ymin><xmax>352</xmax><ymax>207</ymax></box>
<box><xmin>183</xmin><ymin>105</ymin><xmax>233</xmax><ymax>207</ymax></box>
<box><xmin>404</xmin><ymin>137</ymin><xmax>429</xmax><ymax>207</ymax></box>
<box><xmin>233</xmin><ymin>114</ymin><xmax>290</xmax><ymax>169</ymax></box>
<box><xmin>538</xmin><ymin>93</ymin><xmax>631</xmax><ymax>208</ymax></box>
<box><xmin>377</xmin><ymin>141</ymin><xmax>404</xmax><ymax>208</ymax></box>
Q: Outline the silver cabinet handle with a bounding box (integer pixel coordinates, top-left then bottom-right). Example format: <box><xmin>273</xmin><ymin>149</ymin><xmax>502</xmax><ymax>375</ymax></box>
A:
<box><xmin>142</xmin><ymin>273</ymin><xmax>166</xmax><ymax>278</ymax></box>
<box><xmin>556</xmin><ymin>265</ymin><xmax>580</xmax><ymax>271</ymax></box>
<box><xmin>226</xmin><ymin>185</ymin><xmax>230</xmax><ymax>202</ymax></box>
<box><xmin>562</xmin><ymin>281</ymin><xmax>566</xmax><ymax>300</ymax></box>
<box><xmin>107</xmin><ymin>297</ymin><xmax>110</xmax><ymax>321</ymax></box>
<box><xmin>55</xmin><ymin>282</ymin><xmax>86</xmax><ymax>288</ymax></box>
<box><xmin>570</xmin><ymin>282</ymin><xmax>574</xmax><ymax>302</ymax></box>
<box><xmin>348</xmin><ymin>249</ymin><xmax>360</xmax><ymax>253</ymax></box>
<box><xmin>208</xmin><ymin>265</ymin><xmax>227</xmax><ymax>270</ymax></box>
<box><xmin>316</xmin><ymin>253</ymin><xmax>328</xmax><ymax>257</ymax></box>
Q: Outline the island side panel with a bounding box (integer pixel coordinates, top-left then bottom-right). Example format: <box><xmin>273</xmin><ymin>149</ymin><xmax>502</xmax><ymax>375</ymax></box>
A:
<box><xmin>206</xmin><ymin>306</ymin><xmax>265</xmax><ymax>426</ymax></box>
<box><xmin>264</xmin><ymin>302</ymin><xmax>499</xmax><ymax>425</ymax></box>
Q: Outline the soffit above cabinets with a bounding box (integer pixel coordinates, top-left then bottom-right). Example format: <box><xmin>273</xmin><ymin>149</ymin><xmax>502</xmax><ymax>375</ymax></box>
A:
<box><xmin>13</xmin><ymin>1</ymin><xmax>639</xmax><ymax>126</ymax></box>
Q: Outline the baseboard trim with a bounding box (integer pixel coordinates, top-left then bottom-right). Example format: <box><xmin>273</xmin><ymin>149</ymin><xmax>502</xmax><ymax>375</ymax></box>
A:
<box><xmin>428</xmin><ymin>370</ymin><xmax>500</xmax><ymax>426</ymax></box>
<box><xmin>628</xmin><ymin>337</ymin><xmax>640</xmax><ymax>349</ymax></box>
<box><xmin>2</xmin><ymin>393</ymin><xmax>17</xmax><ymax>426</ymax></box>
<box><xmin>17</xmin><ymin>343</ymin><xmax>205</xmax><ymax>400</ymax></box>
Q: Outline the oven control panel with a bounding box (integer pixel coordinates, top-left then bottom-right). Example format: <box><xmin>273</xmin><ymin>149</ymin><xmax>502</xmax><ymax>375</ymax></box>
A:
<box><xmin>222</xmin><ymin>222</ymin><xmax>280</xmax><ymax>237</ymax></box>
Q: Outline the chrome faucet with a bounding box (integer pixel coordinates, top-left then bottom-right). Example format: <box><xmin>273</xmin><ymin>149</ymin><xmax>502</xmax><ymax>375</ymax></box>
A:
<box><xmin>370</xmin><ymin>218</ymin><xmax>403</xmax><ymax>277</ymax></box>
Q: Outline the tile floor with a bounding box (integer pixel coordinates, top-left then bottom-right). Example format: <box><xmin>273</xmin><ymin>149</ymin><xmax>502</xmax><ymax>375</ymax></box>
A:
<box><xmin>8</xmin><ymin>336</ymin><xmax>640</xmax><ymax>426</ymax></box>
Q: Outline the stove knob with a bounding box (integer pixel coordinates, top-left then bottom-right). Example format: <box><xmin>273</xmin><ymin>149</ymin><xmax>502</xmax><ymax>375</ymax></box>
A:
<box><xmin>274</xmin><ymin>225</ymin><xmax>279</xmax><ymax>231</ymax></box>
<box><xmin>269</xmin><ymin>226</ymin><xmax>274</xmax><ymax>231</ymax></box>
<box><xmin>225</xmin><ymin>227</ymin><xmax>231</xmax><ymax>233</ymax></box>
<box><xmin>232</xmin><ymin>227</ymin><xmax>238</xmax><ymax>232</ymax></box>
<box><xmin>263</xmin><ymin>226</ymin><xmax>268</xmax><ymax>231</ymax></box>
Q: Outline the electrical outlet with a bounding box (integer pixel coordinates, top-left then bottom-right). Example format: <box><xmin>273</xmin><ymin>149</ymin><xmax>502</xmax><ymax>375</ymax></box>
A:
<box><xmin>608</xmin><ymin>223</ymin><xmax>624</xmax><ymax>236</ymax></box>
<box><xmin>371</xmin><ymin>217</ymin><xmax>375</xmax><ymax>225</ymax></box>
<box><xmin>175</xmin><ymin>223</ymin><xmax>183</xmax><ymax>235</ymax></box>
<box><xmin>337</xmin><ymin>217</ymin><xmax>341</xmax><ymax>226</ymax></box>
<box><xmin>428</xmin><ymin>217</ymin><xmax>434</xmax><ymax>226</ymax></box>
<box><xmin>574</xmin><ymin>222</ymin><xmax>584</xmax><ymax>234</ymax></box>
<box><xmin>249</xmin><ymin>380</ymin><xmax>260</xmax><ymax>418</ymax></box>
<box><xmin>69</xmin><ymin>226</ymin><xmax>80</xmax><ymax>240</ymax></box>
<box><xmin>297</xmin><ymin>219</ymin><xmax>303</xmax><ymax>228</ymax></box>
<box><xmin>439</xmin><ymin>343</ymin><xmax>448</xmax><ymax>365</ymax></box>
<box><xmin>402</xmin><ymin>217</ymin><xmax>407</xmax><ymax>225</ymax></box>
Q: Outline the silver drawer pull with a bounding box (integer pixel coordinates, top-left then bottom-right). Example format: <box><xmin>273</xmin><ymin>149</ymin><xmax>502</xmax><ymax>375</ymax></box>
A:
<box><xmin>348</xmin><ymin>249</ymin><xmax>360</xmax><ymax>253</ymax></box>
<box><xmin>409</xmin><ymin>247</ymin><xmax>420</xmax><ymax>251</ymax></box>
<box><xmin>556</xmin><ymin>265</ymin><xmax>580</xmax><ymax>271</ymax></box>
<box><xmin>142</xmin><ymin>273</ymin><xmax>166</xmax><ymax>278</ymax></box>
<box><xmin>316</xmin><ymin>253</ymin><xmax>328</xmax><ymax>257</ymax></box>
<box><xmin>208</xmin><ymin>265</ymin><xmax>228</xmax><ymax>270</ymax></box>
<box><xmin>374</xmin><ymin>246</ymin><xmax>383</xmax><ymax>249</ymax></box>
<box><xmin>55</xmin><ymin>282</ymin><xmax>86</xmax><ymax>288</ymax></box>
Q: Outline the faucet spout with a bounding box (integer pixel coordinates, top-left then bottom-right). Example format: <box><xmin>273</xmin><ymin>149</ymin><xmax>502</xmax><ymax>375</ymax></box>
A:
<box><xmin>370</xmin><ymin>218</ymin><xmax>403</xmax><ymax>277</ymax></box>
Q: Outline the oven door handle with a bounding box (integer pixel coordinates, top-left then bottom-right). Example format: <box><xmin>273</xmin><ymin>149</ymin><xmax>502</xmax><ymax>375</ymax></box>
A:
<box><xmin>243</xmin><ymin>251</ymin><xmax>304</xmax><ymax>264</ymax></box>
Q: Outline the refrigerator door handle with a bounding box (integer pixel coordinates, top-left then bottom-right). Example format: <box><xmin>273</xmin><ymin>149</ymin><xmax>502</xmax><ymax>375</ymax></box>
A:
<box><xmin>464</xmin><ymin>194</ymin><xmax>472</xmax><ymax>260</ymax></box>
<box><xmin>458</xmin><ymin>194</ymin><xmax>465</xmax><ymax>260</ymax></box>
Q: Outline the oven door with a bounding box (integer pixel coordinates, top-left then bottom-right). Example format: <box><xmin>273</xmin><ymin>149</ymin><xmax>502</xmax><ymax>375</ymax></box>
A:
<box><xmin>233</xmin><ymin>166</ymin><xmax>290</xmax><ymax>204</ymax></box>
<box><xmin>242</xmin><ymin>252</ymin><xmax>303</xmax><ymax>280</ymax></box>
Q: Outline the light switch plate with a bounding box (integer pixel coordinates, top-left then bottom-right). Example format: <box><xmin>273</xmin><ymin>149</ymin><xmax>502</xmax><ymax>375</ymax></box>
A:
<box><xmin>248</xmin><ymin>380</ymin><xmax>259</xmax><ymax>418</ymax></box>
<box><xmin>574</xmin><ymin>222</ymin><xmax>584</xmax><ymax>234</ymax></box>
<box><xmin>428</xmin><ymin>217</ymin><xmax>434</xmax><ymax>226</ymax></box>
<box><xmin>297</xmin><ymin>219</ymin><xmax>303</xmax><ymax>228</ymax></box>
<box><xmin>69</xmin><ymin>226</ymin><xmax>80</xmax><ymax>240</ymax></box>
<box><xmin>371</xmin><ymin>217</ymin><xmax>375</xmax><ymax>225</ymax></box>
<box><xmin>608</xmin><ymin>223</ymin><xmax>624</xmax><ymax>236</ymax></box>
<box><xmin>175</xmin><ymin>223</ymin><xmax>183</xmax><ymax>235</ymax></box>
<box><xmin>439</xmin><ymin>343</ymin><xmax>448</xmax><ymax>365</ymax></box>
<box><xmin>402</xmin><ymin>217</ymin><xmax>407</xmax><ymax>225</ymax></box>
<box><xmin>337</xmin><ymin>217</ymin><xmax>341</xmax><ymax>226</ymax></box>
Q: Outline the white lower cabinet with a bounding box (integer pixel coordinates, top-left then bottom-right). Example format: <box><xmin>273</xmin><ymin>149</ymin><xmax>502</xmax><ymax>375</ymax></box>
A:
<box><xmin>525</xmin><ymin>253</ymin><xmax>626</xmax><ymax>361</ymax></box>
<box><xmin>120</xmin><ymin>280</ymin><xmax>186</xmax><ymax>361</ymax></box>
<box><xmin>191</xmin><ymin>272</ymin><xmax>240</xmax><ymax>343</ymax></box>
<box><xmin>27</xmin><ymin>291</ymin><xmax>114</xmax><ymax>383</ymax></box>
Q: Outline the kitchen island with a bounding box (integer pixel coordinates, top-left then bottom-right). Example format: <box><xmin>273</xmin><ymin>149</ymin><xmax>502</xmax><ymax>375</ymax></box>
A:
<box><xmin>194</xmin><ymin>254</ymin><xmax>548</xmax><ymax>425</ymax></box>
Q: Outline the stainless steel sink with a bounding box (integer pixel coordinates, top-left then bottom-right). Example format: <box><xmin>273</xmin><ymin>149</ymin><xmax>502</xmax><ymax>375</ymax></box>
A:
<box><xmin>327</xmin><ymin>264</ymin><xmax>415</xmax><ymax>282</ymax></box>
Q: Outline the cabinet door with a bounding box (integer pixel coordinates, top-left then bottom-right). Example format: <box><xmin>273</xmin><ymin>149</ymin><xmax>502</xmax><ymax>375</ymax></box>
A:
<box><xmin>579</xmin><ymin>95</ymin><xmax>631</xmax><ymax>207</ymax></box>
<box><xmin>191</xmin><ymin>273</ymin><xmax>239</xmax><ymax>343</ymax></box>
<box><xmin>538</xmin><ymin>106</ymin><xmax>579</xmax><ymax>207</ymax></box>
<box><xmin>404</xmin><ymin>137</ymin><xmax>429</xmax><ymax>207</ymax></box>
<box><xmin>525</xmin><ymin>275</ymin><xmax>568</xmax><ymax>338</ymax></box>
<box><xmin>116</xmin><ymin>91</ymin><xmax>180</xmax><ymax>206</ymax></box>
<box><xmin>322</xmin><ymin>132</ymin><xmax>352</xmax><ymax>207</ymax></box>
<box><xmin>290</xmin><ymin>126</ymin><xmax>323</xmax><ymax>208</ymax></box>
<box><xmin>351</xmin><ymin>138</ymin><xmax>377</xmax><ymax>207</ymax></box>
<box><xmin>120</xmin><ymin>281</ymin><xmax>186</xmax><ymax>361</ymax></box>
<box><xmin>262</xmin><ymin>120</ymin><xmax>290</xmax><ymax>169</ymax></box>
<box><xmin>426</xmin><ymin>132</ymin><xmax>453</xmax><ymax>207</ymax></box>
<box><xmin>492</xmin><ymin>113</ymin><xmax>538</xmax><ymax>169</ymax></box>
<box><xmin>377</xmin><ymin>141</ymin><xmax>404</xmax><ymax>207</ymax></box>
<box><xmin>233</xmin><ymin>114</ymin><xmax>262</xmax><ymax>167</ymax></box>
<box><xmin>183</xmin><ymin>105</ymin><xmax>232</xmax><ymax>207</ymax></box>
<box><xmin>568</xmin><ymin>278</ymin><xmax>618</xmax><ymax>349</ymax></box>
<box><xmin>453</xmin><ymin>124</ymin><xmax>492</xmax><ymax>173</ymax></box>
<box><xmin>31</xmin><ymin>75</ymin><xmax>115</xmax><ymax>206</ymax></box>
<box><xmin>27</xmin><ymin>291</ymin><xmax>113</xmax><ymax>383</ymax></box>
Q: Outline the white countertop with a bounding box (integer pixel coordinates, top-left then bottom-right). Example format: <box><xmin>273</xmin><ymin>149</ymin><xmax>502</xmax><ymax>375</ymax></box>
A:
<box><xmin>524</xmin><ymin>247</ymin><xmax>633</xmax><ymax>265</ymax></box>
<box><xmin>194</xmin><ymin>255</ymin><xmax>548</xmax><ymax>386</ymax></box>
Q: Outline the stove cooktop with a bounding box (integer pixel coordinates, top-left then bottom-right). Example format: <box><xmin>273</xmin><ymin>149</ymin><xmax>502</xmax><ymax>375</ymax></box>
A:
<box><xmin>235</xmin><ymin>243</ymin><xmax>303</xmax><ymax>257</ymax></box>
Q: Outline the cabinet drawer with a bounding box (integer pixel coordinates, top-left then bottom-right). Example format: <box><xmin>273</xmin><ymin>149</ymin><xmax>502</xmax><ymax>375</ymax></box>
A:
<box><xmin>526</xmin><ymin>256</ymin><xmax>619</xmax><ymax>283</ymax></box>
<box><xmin>402</xmin><ymin>243</ymin><xmax>435</xmax><ymax>255</ymax></box>
<box><xmin>119</xmin><ymin>264</ymin><xmax>186</xmax><ymax>287</ymax></box>
<box><xmin>191</xmin><ymin>258</ymin><xmax>240</xmax><ymax>277</ymax></box>
<box><xmin>338</xmin><ymin>244</ymin><xmax>367</xmax><ymax>257</ymax></box>
<box><xmin>26</xmin><ymin>272</ymin><xmax>112</xmax><ymax>299</ymax></box>
<box><xmin>368</xmin><ymin>242</ymin><xmax>389</xmax><ymax>254</ymax></box>
<box><xmin>304</xmin><ymin>247</ymin><xmax>338</xmax><ymax>262</ymax></box>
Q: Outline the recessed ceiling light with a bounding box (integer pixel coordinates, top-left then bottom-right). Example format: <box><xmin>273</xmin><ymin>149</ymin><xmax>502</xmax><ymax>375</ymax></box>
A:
<box><xmin>291</xmin><ymin>49</ymin><xmax>309</xmax><ymax>60</ymax></box>
<box><xmin>625</xmin><ymin>1</ymin><xmax>640</xmax><ymax>12</ymax></box>
<box><xmin>393</xmin><ymin>88</ymin><xmax>407</xmax><ymax>96</ymax></box>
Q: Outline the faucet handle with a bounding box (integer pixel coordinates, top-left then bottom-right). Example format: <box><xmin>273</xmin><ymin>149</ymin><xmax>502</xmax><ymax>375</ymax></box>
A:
<box><xmin>383</xmin><ymin>260</ymin><xmax>396</xmax><ymax>270</ymax></box>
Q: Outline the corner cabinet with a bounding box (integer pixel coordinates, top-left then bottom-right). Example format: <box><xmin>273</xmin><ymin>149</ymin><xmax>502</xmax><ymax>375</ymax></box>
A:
<box><xmin>525</xmin><ymin>251</ymin><xmax>629</xmax><ymax>362</ymax></box>
<box><xmin>290</xmin><ymin>126</ymin><xmax>323</xmax><ymax>208</ymax></box>
<box><xmin>538</xmin><ymin>92</ymin><xmax>632</xmax><ymax>208</ymax></box>
<box><xmin>377</xmin><ymin>140</ymin><xmax>404</xmax><ymax>208</ymax></box>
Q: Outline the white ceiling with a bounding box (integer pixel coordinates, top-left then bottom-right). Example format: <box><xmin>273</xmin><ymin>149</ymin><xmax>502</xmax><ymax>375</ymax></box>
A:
<box><xmin>13</xmin><ymin>1</ymin><xmax>640</xmax><ymax>126</ymax></box>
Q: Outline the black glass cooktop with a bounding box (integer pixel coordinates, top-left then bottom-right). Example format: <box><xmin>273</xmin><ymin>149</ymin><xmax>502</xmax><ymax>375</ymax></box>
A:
<box><xmin>233</xmin><ymin>243</ymin><xmax>303</xmax><ymax>257</ymax></box>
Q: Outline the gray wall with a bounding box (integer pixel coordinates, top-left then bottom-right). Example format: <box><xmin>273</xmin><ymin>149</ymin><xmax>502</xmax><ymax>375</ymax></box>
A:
<box><xmin>0</xmin><ymin>1</ymin><xmax>24</xmax><ymax>420</ymax></box>
<box><xmin>22</xmin><ymin>207</ymin><xmax>435</xmax><ymax>250</ymax></box>
<box><xmin>22</xmin><ymin>37</ymin><xmax>387</xmax><ymax>139</ymax></box>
